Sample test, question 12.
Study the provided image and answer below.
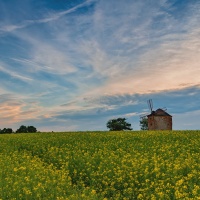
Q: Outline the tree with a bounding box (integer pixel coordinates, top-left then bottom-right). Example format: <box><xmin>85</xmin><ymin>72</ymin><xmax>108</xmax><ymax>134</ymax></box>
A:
<box><xmin>140</xmin><ymin>117</ymin><xmax>148</xmax><ymax>130</ymax></box>
<box><xmin>16</xmin><ymin>125</ymin><xmax>37</xmax><ymax>133</ymax></box>
<box><xmin>107</xmin><ymin>118</ymin><xmax>132</xmax><ymax>131</ymax></box>
<box><xmin>5</xmin><ymin>128</ymin><xmax>13</xmax><ymax>133</ymax></box>
<box><xmin>16</xmin><ymin>125</ymin><xmax>28</xmax><ymax>133</ymax></box>
<box><xmin>0</xmin><ymin>128</ymin><xmax>13</xmax><ymax>134</ymax></box>
<box><xmin>27</xmin><ymin>126</ymin><xmax>37</xmax><ymax>133</ymax></box>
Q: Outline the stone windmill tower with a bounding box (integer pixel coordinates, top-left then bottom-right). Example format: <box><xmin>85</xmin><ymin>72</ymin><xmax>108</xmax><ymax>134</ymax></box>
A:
<box><xmin>146</xmin><ymin>99</ymin><xmax>172</xmax><ymax>130</ymax></box>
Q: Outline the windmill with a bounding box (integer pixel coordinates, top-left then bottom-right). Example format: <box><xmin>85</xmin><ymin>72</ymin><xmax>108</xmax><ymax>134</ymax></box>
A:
<box><xmin>146</xmin><ymin>99</ymin><xmax>172</xmax><ymax>130</ymax></box>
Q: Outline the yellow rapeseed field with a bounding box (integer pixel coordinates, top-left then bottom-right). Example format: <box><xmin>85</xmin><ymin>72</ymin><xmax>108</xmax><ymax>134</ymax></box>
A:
<box><xmin>0</xmin><ymin>131</ymin><xmax>199</xmax><ymax>199</ymax></box>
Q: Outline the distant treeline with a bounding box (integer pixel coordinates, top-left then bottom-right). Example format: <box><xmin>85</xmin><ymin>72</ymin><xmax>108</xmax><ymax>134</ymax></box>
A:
<box><xmin>0</xmin><ymin>125</ymin><xmax>37</xmax><ymax>134</ymax></box>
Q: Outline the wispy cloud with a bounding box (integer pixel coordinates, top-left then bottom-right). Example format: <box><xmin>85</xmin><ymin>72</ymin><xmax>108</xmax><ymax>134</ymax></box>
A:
<box><xmin>0</xmin><ymin>94</ymin><xmax>40</xmax><ymax>127</ymax></box>
<box><xmin>0</xmin><ymin>0</ymin><xmax>96</xmax><ymax>34</ymax></box>
<box><xmin>76</xmin><ymin>0</ymin><xmax>200</xmax><ymax>96</ymax></box>
<box><xmin>0</xmin><ymin>62</ymin><xmax>33</xmax><ymax>81</ymax></box>
<box><xmin>8</xmin><ymin>0</ymin><xmax>200</xmax><ymax>94</ymax></box>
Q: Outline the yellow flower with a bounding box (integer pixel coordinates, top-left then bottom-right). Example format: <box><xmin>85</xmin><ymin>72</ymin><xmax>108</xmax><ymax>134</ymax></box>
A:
<box><xmin>91</xmin><ymin>189</ymin><xmax>96</xmax><ymax>194</ymax></box>
<box><xmin>13</xmin><ymin>168</ymin><xmax>18</xmax><ymax>172</ymax></box>
<box><xmin>137</xmin><ymin>194</ymin><xmax>143</xmax><ymax>199</ymax></box>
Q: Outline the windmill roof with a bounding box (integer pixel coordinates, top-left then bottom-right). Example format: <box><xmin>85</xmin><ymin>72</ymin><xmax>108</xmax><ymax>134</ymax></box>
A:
<box><xmin>147</xmin><ymin>108</ymin><xmax>172</xmax><ymax>117</ymax></box>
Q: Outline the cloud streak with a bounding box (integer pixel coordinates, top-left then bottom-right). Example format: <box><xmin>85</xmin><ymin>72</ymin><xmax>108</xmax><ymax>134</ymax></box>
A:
<box><xmin>0</xmin><ymin>0</ymin><xmax>96</xmax><ymax>34</ymax></box>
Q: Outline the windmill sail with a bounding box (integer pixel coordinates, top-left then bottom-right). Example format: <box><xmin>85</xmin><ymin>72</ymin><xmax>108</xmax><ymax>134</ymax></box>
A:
<box><xmin>147</xmin><ymin>99</ymin><xmax>153</xmax><ymax>113</ymax></box>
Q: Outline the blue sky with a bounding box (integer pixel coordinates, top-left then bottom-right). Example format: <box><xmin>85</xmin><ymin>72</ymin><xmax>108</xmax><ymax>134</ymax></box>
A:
<box><xmin>0</xmin><ymin>0</ymin><xmax>200</xmax><ymax>131</ymax></box>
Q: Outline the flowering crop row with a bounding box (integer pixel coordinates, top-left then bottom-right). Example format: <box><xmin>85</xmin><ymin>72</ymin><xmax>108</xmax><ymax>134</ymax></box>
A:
<box><xmin>0</xmin><ymin>131</ymin><xmax>200</xmax><ymax>199</ymax></box>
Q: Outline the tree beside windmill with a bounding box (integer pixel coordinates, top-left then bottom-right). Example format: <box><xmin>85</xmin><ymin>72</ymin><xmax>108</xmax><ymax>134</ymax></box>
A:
<box><xmin>144</xmin><ymin>99</ymin><xmax>172</xmax><ymax>130</ymax></box>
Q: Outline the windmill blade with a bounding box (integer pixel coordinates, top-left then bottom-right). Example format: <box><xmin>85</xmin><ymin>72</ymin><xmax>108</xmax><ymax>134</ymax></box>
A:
<box><xmin>147</xmin><ymin>99</ymin><xmax>153</xmax><ymax>112</ymax></box>
<box><xmin>150</xmin><ymin>99</ymin><xmax>153</xmax><ymax>111</ymax></box>
<box><xmin>147</xmin><ymin>100</ymin><xmax>151</xmax><ymax>112</ymax></box>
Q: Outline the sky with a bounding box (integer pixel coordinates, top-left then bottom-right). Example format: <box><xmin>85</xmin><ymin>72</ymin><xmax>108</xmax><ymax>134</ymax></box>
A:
<box><xmin>0</xmin><ymin>0</ymin><xmax>200</xmax><ymax>132</ymax></box>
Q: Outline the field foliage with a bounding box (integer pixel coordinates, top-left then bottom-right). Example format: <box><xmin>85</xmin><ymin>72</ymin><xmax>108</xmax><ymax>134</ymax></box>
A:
<box><xmin>0</xmin><ymin>131</ymin><xmax>200</xmax><ymax>199</ymax></box>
